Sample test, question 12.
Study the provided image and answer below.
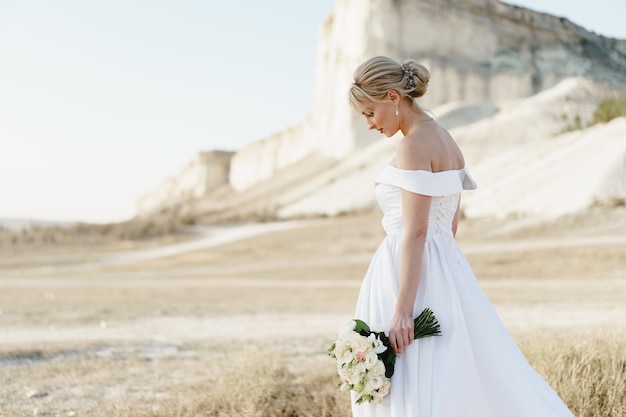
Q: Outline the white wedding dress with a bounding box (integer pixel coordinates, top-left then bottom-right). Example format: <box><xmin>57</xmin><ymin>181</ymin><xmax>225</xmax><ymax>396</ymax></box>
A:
<box><xmin>352</xmin><ymin>165</ymin><xmax>574</xmax><ymax>417</ymax></box>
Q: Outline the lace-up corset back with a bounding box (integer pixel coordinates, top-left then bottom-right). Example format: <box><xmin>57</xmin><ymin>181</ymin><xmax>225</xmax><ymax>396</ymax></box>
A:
<box><xmin>375</xmin><ymin>166</ymin><xmax>477</xmax><ymax>237</ymax></box>
<box><xmin>376</xmin><ymin>187</ymin><xmax>460</xmax><ymax>236</ymax></box>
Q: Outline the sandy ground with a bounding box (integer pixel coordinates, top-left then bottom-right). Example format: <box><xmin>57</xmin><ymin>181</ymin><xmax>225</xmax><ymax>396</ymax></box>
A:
<box><xmin>1</xmin><ymin>208</ymin><xmax>625</xmax><ymax>341</ymax></box>
<box><xmin>0</xmin><ymin>207</ymin><xmax>625</xmax><ymax>414</ymax></box>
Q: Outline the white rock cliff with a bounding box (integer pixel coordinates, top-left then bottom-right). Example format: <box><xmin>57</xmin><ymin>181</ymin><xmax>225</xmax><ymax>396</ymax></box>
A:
<box><xmin>137</xmin><ymin>0</ymin><xmax>626</xmax><ymax>220</ymax></box>
<box><xmin>228</xmin><ymin>0</ymin><xmax>626</xmax><ymax>194</ymax></box>
<box><xmin>136</xmin><ymin>151</ymin><xmax>232</xmax><ymax>216</ymax></box>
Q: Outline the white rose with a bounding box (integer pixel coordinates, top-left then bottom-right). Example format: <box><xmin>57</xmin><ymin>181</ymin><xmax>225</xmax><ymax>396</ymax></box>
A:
<box><xmin>337</xmin><ymin>364</ymin><xmax>348</xmax><ymax>377</ymax></box>
<box><xmin>368</xmin><ymin>333</ymin><xmax>388</xmax><ymax>354</ymax></box>
<box><xmin>351</xmin><ymin>334</ymin><xmax>373</xmax><ymax>355</ymax></box>
<box><xmin>340</xmin><ymin>363</ymin><xmax>364</xmax><ymax>387</ymax></box>
<box><xmin>334</xmin><ymin>340</ymin><xmax>353</xmax><ymax>363</ymax></box>
<box><xmin>352</xmin><ymin>360</ymin><xmax>367</xmax><ymax>376</ymax></box>
<box><xmin>373</xmin><ymin>392</ymin><xmax>385</xmax><ymax>404</ymax></box>
<box><xmin>364</xmin><ymin>351</ymin><xmax>379</xmax><ymax>368</ymax></box>
<box><xmin>378</xmin><ymin>378</ymin><xmax>391</xmax><ymax>397</ymax></box>
<box><xmin>338</xmin><ymin>366</ymin><xmax>355</xmax><ymax>383</ymax></box>
<box><xmin>369</xmin><ymin>360</ymin><xmax>386</xmax><ymax>377</ymax></box>
<box><xmin>366</xmin><ymin>375</ymin><xmax>384</xmax><ymax>391</ymax></box>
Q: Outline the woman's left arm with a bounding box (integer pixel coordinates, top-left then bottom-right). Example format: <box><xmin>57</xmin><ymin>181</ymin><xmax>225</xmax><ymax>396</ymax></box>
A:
<box><xmin>388</xmin><ymin>189</ymin><xmax>431</xmax><ymax>355</ymax></box>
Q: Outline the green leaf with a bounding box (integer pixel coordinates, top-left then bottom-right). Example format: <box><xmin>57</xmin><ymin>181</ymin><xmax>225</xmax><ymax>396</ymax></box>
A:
<box><xmin>353</xmin><ymin>319</ymin><xmax>371</xmax><ymax>334</ymax></box>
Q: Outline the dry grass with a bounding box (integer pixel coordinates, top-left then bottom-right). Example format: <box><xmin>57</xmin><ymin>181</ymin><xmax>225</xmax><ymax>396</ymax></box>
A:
<box><xmin>518</xmin><ymin>332</ymin><xmax>626</xmax><ymax>417</ymax></box>
<box><xmin>0</xmin><ymin>339</ymin><xmax>349</xmax><ymax>417</ymax></box>
<box><xmin>198</xmin><ymin>349</ymin><xmax>349</xmax><ymax>417</ymax></box>
<box><xmin>0</xmin><ymin>216</ymin><xmax>191</xmax><ymax>248</ymax></box>
<box><xmin>1</xmin><ymin>332</ymin><xmax>623</xmax><ymax>417</ymax></box>
<box><xmin>163</xmin><ymin>334</ymin><xmax>626</xmax><ymax>417</ymax></box>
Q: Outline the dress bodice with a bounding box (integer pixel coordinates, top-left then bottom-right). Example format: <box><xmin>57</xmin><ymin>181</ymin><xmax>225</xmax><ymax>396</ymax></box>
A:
<box><xmin>375</xmin><ymin>166</ymin><xmax>477</xmax><ymax>236</ymax></box>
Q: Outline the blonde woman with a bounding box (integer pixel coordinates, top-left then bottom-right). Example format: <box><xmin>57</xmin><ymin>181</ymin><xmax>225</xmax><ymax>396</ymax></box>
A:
<box><xmin>348</xmin><ymin>56</ymin><xmax>574</xmax><ymax>416</ymax></box>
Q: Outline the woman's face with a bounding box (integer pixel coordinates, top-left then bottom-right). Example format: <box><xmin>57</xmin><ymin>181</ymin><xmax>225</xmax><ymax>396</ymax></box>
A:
<box><xmin>359</xmin><ymin>99</ymin><xmax>397</xmax><ymax>137</ymax></box>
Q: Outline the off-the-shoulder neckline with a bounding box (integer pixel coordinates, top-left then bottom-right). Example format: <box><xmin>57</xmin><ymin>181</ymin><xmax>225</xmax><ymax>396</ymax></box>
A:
<box><xmin>387</xmin><ymin>165</ymin><xmax>467</xmax><ymax>174</ymax></box>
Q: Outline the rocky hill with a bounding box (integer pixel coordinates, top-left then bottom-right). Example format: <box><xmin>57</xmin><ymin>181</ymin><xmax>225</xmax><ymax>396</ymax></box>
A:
<box><xmin>136</xmin><ymin>150</ymin><xmax>232</xmax><ymax>216</ymax></box>
<box><xmin>137</xmin><ymin>0</ymin><xmax>626</xmax><ymax>221</ymax></box>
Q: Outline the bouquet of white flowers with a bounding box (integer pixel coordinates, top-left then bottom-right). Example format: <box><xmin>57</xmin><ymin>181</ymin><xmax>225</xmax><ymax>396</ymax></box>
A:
<box><xmin>328</xmin><ymin>308</ymin><xmax>441</xmax><ymax>404</ymax></box>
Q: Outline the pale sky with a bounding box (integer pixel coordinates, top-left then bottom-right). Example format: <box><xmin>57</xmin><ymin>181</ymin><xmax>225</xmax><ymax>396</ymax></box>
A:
<box><xmin>0</xmin><ymin>1</ymin><xmax>624</xmax><ymax>223</ymax></box>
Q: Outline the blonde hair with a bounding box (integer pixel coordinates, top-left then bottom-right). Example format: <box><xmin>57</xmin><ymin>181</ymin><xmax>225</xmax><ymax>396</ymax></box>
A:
<box><xmin>349</xmin><ymin>56</ymin><xmax>430</xmax><ymax>110</ymax></box>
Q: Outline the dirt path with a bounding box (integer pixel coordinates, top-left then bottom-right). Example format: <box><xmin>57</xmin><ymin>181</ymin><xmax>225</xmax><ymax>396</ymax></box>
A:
<box><xmin>4</xmin><ymin>218</ymin><xmax>625</xmax><ymax>278</ymax></box>
<box><xmin>1</xmin><ymin>220</ymin><xmax>308</xmax><ymax>276</ymax></box>
<box><xmin>2</xmin><ymin>295</ymin><xmax>623</xmax><ymax>345</ymax></box>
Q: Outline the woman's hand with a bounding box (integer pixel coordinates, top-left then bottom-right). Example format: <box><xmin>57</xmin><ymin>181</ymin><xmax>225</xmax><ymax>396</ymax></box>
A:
<box><xmin>388</xmin><ymin>311</ymin><xmax>414</xmax><ymax>355</ymax></box>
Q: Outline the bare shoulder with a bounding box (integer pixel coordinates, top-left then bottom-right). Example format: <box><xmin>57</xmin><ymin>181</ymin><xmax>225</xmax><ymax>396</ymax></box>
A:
<box><xmin>396</xmin><ymin>122</ymin><xmax>465</xmax><ymax>172</ymax></box>
<box><xmin>395</xmin><ymin>132</ymin><xmax>432</xmax><ymax>171</ymax></box>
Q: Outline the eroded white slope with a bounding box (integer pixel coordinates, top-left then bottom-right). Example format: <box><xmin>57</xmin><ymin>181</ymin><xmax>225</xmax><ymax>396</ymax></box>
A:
<box><xmin>277</xmin><ymin>79</ymin><xmax>626</xmax><ymax>220</ymax></box>
<box><xmin>463</xmin><ymin>117</ymin><xmax>626</xmax><ymax>218</ymax></box>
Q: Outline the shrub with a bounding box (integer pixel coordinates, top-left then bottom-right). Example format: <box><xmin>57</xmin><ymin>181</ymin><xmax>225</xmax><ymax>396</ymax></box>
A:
<box><xmin>592</xmin><ymin>93</ymin><xmax>626</xmax><ymax>125</ymax></box>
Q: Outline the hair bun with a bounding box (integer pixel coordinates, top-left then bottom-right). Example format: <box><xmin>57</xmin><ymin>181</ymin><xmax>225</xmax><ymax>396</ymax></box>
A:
<box><xmin>348</xmin><ymin>56</ymin><xmax>430</xmax><ymax>109</ymax></box>
<box><xmin>402</xmin><ymin>59</ymin><xmax>430</xmax><ymax>98</ymax></box>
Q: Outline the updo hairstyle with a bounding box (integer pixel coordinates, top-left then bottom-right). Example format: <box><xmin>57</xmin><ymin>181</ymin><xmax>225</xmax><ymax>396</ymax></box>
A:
<box><xmin>349</xmin><ymin>56</ymin><xmax>430</xmax><ymax>110</ymax></box>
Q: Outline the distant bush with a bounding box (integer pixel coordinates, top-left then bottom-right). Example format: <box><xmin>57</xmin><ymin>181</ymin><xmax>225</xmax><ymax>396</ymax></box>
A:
<box><xmin>0</xmin><ymin>216</ymin><xmax>188</xmax><ymax>247</ymax></box>
<box><xmin>592</xmin><ymin>93</ymin><xmax>626</xmax><ymax>125</ymax></box>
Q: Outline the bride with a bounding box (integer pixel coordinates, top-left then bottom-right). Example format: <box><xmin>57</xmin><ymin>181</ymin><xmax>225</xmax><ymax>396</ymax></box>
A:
<box><xmin>347</xmin><ymin>56</ymin><xmax>575</xmax><ymax>416</ymax></box>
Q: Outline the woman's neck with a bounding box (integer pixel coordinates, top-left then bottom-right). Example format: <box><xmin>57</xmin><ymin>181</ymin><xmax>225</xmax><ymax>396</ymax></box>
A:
<box><xmin>399</xmin><ymin>104</ymin><xmax>433</xmax><ymax>136</ymax></box>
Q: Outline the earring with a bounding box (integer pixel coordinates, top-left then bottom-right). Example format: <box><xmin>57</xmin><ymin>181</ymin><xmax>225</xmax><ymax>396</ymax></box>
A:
<box><xmin>395</xmin><ymin>106</ymin><xmax>399</xmax><ymax>116</ymax></box>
